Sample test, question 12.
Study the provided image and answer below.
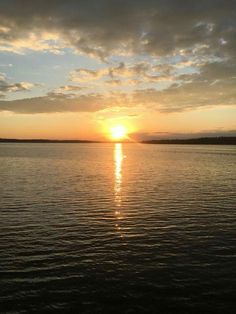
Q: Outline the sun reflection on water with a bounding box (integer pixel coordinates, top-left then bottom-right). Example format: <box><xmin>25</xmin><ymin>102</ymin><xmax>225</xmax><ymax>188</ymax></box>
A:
<box><xmin>114</xmin><ymin>143</ymin><xmax>125</xmax><ymax>238</ymax></box>
<box><xmin>114</xmin><ymin>143</ymin><xmax>123</xmax><ymax>206</ymax></box>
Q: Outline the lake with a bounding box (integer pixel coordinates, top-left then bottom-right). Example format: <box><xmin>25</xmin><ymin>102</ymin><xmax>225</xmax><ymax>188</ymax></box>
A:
<box><xmin>0</xmin><ymin>143</ymin><xmax>235</xmax><ymax>313</ymax></box>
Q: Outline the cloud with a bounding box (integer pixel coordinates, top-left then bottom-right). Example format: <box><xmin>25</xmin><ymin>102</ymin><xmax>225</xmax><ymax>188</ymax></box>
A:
<box><xmin>132</xmin><ymin>60</ymin><xmax>236</xmax><ymax>112</ymax></box>
<box><xmin>70</xmin><ymin>68</ymin><xmax>106</xmax><ymax>83</ymax></box>
<box><xmin>54</xmin><ymin>85</ymin><xmax>85</xmax><ymax>93</ymax></box>
<box><xmin>108</xmin><ymin>62</ymin><xmax>150</xmax><ymax>78</ymax></box>
<box><xmin>0</xmin><ymin>0</ymin><xmax>235</xmax><ymax>59</ymax></box>
<box><xmin>105</xmin><ymin>78</ymin><xmax>142</xmax><ymax>86</ymax></box>
<box><xmin>133</xmin><ymin>80</ymin><xmax>236</xmax><ymax>113</ymax></box>
<box><xmin>1</xmin><ymin>58</ymin><xmax>236</xmax><ymax>114</ymax></box>
<box><xmin>0</xmin><ymin>92</ymin><xmax>131</xmax><ymax>114</ymax></box>
<box><xmin>67</xmin><ymin>58</ymin><xmax>236</xmax><ymax>113</ymax></box>
<box><xmin>70</xmin><ymin>61</ymin><xmax>174</xmax><ymax>86</ymax></box>
<box><xmin>0</xmin><ymin>73</ymin><xmax>37</xmax><ymax>97</ymax></box>
<box><xmin>0</xmin><ymin>1</ymin><xmax>235</xmax><ymax>113</ymax></box>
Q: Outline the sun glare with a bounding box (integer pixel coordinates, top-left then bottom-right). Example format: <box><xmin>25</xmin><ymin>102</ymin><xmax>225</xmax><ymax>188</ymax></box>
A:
<box><xmin>110</xmin><ymin>125</ymin><xmax>127</xmax><ymax>140</ymax></box>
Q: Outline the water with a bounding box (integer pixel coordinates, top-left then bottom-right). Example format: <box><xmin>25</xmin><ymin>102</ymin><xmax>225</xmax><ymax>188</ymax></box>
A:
<box><xmin>0</xmin><ymin>143</ymin><xmax>235</xmax><ymax>313</ymax></box>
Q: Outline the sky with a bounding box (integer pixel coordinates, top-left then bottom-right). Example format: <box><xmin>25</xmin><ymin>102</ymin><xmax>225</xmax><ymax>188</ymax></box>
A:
<box><xmin>0</xmin><ymin>0</ymin><xmax>235</xmax><ymax>140</ymax></box>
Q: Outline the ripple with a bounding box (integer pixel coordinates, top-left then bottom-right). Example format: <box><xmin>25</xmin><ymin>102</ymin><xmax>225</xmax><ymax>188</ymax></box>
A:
<box><xmin>0</xmin><ymin>143</ymin><xmax>235</xmax><ymax>313</ymax></box>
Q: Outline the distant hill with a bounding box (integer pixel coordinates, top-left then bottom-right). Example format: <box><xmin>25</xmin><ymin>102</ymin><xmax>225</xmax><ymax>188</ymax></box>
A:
<box><xmin>142</xmin><ymin>137</ymin><xmax>236</xmax><ymax>145</ymax></box>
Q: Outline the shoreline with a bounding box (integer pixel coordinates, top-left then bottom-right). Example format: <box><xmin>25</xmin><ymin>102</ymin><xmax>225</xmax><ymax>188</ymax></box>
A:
<box><xmin>0</xmin><ymin>137</ymin><xmax>235</xmax><ymax>145</ymax></box>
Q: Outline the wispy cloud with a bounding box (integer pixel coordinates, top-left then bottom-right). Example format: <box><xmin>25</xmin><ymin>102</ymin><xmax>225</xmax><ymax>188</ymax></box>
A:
<box><xmin>0</xmin><ymin>73</ymin><xmax>38</xmax><ymax>98</ymax></box>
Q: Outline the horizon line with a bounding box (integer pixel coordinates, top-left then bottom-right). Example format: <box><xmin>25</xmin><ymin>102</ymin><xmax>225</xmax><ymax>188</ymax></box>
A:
<box><xmin>0</xmin><ymin>136</ymin><xmax>236</xmax><ymax>145</ymax></box>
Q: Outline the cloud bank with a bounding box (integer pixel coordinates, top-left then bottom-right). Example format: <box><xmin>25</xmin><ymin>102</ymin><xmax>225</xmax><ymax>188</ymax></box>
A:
<box><xmin>0</xmin><ymin>0</ymin><xmax>235</xmax><ymax>113</ymax></box>
<box><xmin>0</xmin><ymin>0</ymin><xmax>235</xmax><ymax>58</ymax></box>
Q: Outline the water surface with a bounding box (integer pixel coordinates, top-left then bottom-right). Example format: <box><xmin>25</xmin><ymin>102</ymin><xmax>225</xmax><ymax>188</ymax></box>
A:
<box><xmin>0</xmin><ymin>143</ymin><xmax>235</xmax><ymax>313</ymax></box>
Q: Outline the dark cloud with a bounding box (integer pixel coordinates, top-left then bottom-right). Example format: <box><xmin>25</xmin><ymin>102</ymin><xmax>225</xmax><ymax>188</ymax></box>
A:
<box><xmin>0</xmin><ymin>0</ymin><xmax>235</xmax><ymax>59</ymax></box>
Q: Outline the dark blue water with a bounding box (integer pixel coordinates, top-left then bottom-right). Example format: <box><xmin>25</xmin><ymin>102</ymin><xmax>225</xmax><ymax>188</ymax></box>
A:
<box><xmin>0</xmin><ymin>143</ymin><xmax>235</xmax><ymax>313</ymax></box>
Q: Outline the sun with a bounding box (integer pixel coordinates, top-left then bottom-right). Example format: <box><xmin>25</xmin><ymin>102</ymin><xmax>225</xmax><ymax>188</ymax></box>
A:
<box><xmin>110</xmin><ymin>125</ymin><xmax>127</xmax><ymax>141</ymax></box>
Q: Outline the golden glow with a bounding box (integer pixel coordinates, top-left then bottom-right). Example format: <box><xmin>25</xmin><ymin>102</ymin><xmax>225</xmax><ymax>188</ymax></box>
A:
<box><xmin>100</xmin><ymin>118</ymin><xmax>136</xmax><ymax>141</ymax></box>
<box><xmin>110</xmin><ymin>125</ymin><xmax>127</xmax><ymax>140</ymax></box>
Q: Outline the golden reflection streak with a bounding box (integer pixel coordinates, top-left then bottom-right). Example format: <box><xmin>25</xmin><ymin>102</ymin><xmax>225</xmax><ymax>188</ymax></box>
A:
<box><xmin>114</xmin><ymin>143</ymin><xmax>123</xmax><ymax>206</ymax></box>
<box><xmin>114</xmin><ymin>143</ymin><xmax>125</xmax><ymax>239</ymax></box>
